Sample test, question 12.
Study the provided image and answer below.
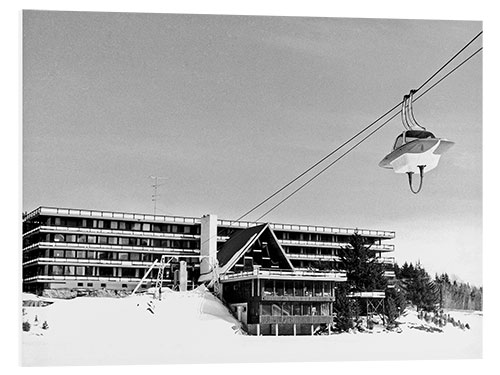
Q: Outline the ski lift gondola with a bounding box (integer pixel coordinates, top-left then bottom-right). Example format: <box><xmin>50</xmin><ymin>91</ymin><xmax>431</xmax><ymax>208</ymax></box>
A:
<box><xmin>379</xmin><ymin>90</ymin><xmax>454</xmax><ymax>194</ymax></box>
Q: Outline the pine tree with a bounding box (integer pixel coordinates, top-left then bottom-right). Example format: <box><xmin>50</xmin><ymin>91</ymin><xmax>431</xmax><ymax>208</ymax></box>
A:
<box><xmin>338</xmin><ymin>233</ymin><xmax>387</xmax><ymax>292</ymax></box>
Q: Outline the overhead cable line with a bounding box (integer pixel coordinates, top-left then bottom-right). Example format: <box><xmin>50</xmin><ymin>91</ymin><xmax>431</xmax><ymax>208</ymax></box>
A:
<box><xmin>236</xmin><ymin>31</ymin><xmax>482</xmax><ymax>222</ymax></box>
<box><xmin>254</xmin><ymin>46</ymin><xmax>482</xmax><ymax>222</ymax></box>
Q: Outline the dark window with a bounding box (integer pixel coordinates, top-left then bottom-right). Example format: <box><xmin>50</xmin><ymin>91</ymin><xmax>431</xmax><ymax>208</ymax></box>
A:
<box><xmin>99</xmin><ymin>267</ymin><xmax>113</xmax><ymax>277</ymax></box>
<box><xmin>131</xmin><ymin>223</ymin><xmax>141</xmax><ymax>231</ymax></box>
<box><xmin>64</xmin><ymin>266</ymin><xmax>75</xmax><ymax>275</ymax></box>
<box><xmin>263</xmin><ymin>280</ymin><xmax>273</xmax><ymax>296</ymax></box>
<box><xmin>77</xmin><ymin>283</ymin><xmax>84</xmax><ymax>287</ymax></box>
<box><xmin>122</xmin><ymin>268</ymin><xmax>136</xmax><ymax>278</ymax></box>
<box><xmin>130</xmin><ymin>253</ymin><xmax>140</xmax><ymax>261</ymax></box>
<box><xmin>152</xmin><ymin>224</ymin><xmax>162</xmax><ymax>232</ymax></box>
<box><xmin>303</xmin><ymin>304</ymin><xmax>311</xmax><ymax>316</ymax></box>
<box><xmin>101</xmin><ymin>283</ymin><xmax>106</xmax><ymax>288</ymax></box>
<box><xmin>292</xmin><ymin>303</ymin><xmax>301</xmax><ymax>316</ymax></box>
<box><xmin>87</xmin><ymin>251</ymin><xmax>96</xmax><ymax>259</ymax></box>
<box><xmin>87</xmin><ymin>283</ymin><xmax>93</xmax><ymax>287</ymax></box>
<box><xmin>151</xmin><ymin>239</ymin><xmax>161</xmax><ymax>247</ymax></box>
<box><xmin>77</xmin><ymin>234</ymin><xmax>86</xmax><ymax>243</ymax></box>
<box><xmin>140</xmin><ymin>239</ymin><xmax>149</xmax><ymax>247</ymax></box>
<box><xmin>161</xmin><ymin>239</ymin><xmax>170</xmax><ymax>248</ymax></box>
<box><xmin>122</xmin><ymin>284</ymin><xmax>128</xmax><ymax>288</ymax></box>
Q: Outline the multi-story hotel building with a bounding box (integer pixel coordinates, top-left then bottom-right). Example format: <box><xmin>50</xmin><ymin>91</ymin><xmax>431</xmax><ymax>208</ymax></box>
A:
<box><xmin>22</xmin><ymin>206</ymin><xmax>395</xmax><ymax>335</ymax></box>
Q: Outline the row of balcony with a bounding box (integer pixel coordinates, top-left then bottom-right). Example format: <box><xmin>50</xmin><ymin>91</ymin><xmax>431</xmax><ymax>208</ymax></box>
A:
<box><xmin>286</xmin><ymin>252</ymin><xmax>395</xmax><ymax>264</ymax></box>
<box><xmin>220</xmin><ymin>268</ymin><xmax>348</xmax><ymax>282</ymax></box>
<box><xmin>25</xmin><ymin>225</ymin><xmax>200</xmax><ymax>240</ymax></box>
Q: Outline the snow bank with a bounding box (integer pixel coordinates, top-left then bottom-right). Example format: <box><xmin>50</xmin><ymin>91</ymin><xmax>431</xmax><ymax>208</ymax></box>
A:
<box><xmin>22</xmin><ymin>289</ymin><xmax>482</xmax><ymax>366</ymax></box>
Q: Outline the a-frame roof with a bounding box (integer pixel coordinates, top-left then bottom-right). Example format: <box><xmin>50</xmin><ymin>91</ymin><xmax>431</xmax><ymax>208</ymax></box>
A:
<box><xmin>218</xmin><ymin>223</ymin><xmax>294</xmax><ymax>274</ymax></box>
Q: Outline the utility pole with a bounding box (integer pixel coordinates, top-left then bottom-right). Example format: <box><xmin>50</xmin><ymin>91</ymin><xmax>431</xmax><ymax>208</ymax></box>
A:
<box><xmin>149</xmin><ymin>176</ymin><xmax>168</xmax><ymax>215</ymax></box>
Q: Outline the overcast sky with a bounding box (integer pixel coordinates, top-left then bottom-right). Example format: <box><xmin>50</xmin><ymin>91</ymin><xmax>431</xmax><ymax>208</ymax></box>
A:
<box><xmin>22</xmin><ymin>11</ymin><xmax>482</xmax><ymax>285</ymax></box>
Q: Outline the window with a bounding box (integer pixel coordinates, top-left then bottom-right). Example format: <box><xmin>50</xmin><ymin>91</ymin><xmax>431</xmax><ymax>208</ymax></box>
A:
<box><xmin>294</xmin><ymin>281</ymin><xmax>303</xmax><ymax>296</ymax></box>
<box><xmin>64</xmin><ymin>266</ymin><xmax>75</xmax><ymax>275</ymax></box>
<box><xmin>119</xmin><ymin>222</ymin><xmax>127</xmax><ymax>230</ymax></box>
<box><xmin>183</xmin><ymin>226</ymin><xmax>191</xmax><ymax>234</ymax></box>
<box><xmin>275</xmin><ymin>281</ymin><xmax>284</xmax><ymax>296</ymax></box>
<box><xmin>119</xmin><ymin>237</ymin><xmax>130</xmax><ymax>246</ymax></box>
<box><xmin>54</xmin><ymin>217</ymin><xmax>62</xmax><ymax>226</ymax></box>
<box><xmin>171</xmin><ymin>225</ymin><xmax>178</xmax><ymax>233</ymax></box>
<box><xmin>110</xmin><ymin>221</ymin><xmax>118</xmax><ymax>229</ymax></box>
<box><xmin>76</xmin><ymin>250</ymin><xmax>86</xmax><ymax>258</ymax></box>
<box><xmin>272</xmin><ymin>304</ymin><xmax>282</xmax><ymax>316</ymax></box>
<box><xmin>282</xmin><ymin>303</ymin><xmax>292</xmax><ymax>316</ymax></box>
<box><xmin>87</xmin><ymin>251</ymin><xmax>96</xmax><ymax>259</ymax></box>
<box><xmin>101</xmin><ymin>283</ymin><xmax>106</xmax><ymax>288</ymax></box>
<box><xmin>321</xmin><ymin>303</ymin><xmax>330</xmax><ymax>316</ymax></box>
<box><xmin>122</xmin><ymin>284</ymin><xmax>128</xmax><ymax>288</ymax></box>
<box><xmin>54</xmin><ymin>234</ymin><xmax>64</xmax><ymax>242</ymax></box>
<box><xmin>131</xmin><ymin>223</ymin><xmax>141</xmax><ymax>231</ymax></box>
<box><xmin>87</xmin><ymin>235</ymin><xmax>97</xmax><ymax>244</ymax></box>
<box><xmin>302</xmin><ymin>304</ymin><xmax>311</xmax><ymax>316</ymax></box>
<box><xmin>76</xmin><ymin>267</ymin><xmax>85</xmax><ymax>276</ymax></box>
<box><xmin>292</xmin><ymin>303</ymin><xmax>302</xmax><ymax>316</ymax></box>
<box><xmin>152</xmin><ymin>224</ymin><xmax>162</xmax><ymax>232</ymax></box>
<box><xmin>99</xmin><ymin>267</ymin><xmax>113</xmax><ymax>277</ymax></box>
<box><xmin>98</xmin><ymin>236</ymin><xmax>107</xmax><ymax>244</ymax></box>
<box><xmin>77</xmin><ymin>283</ymin><xmax>84</xmax><ymax>287</ymax></box>
<box><xmin>151</xmin><ymin>239</ymin><xmax>160</xmax><ymax>247</ymax></box>
<box><xmin>108</xmin><ymin>237</ymin><xmax>118</xmax><ymax>245</ymax></box>
<box><xmin>130</xmin><ymin>253</ymin><xmax>140</xmax><ymax>261</ymax></box>
<box><xmin>304</xmin><ymin>281</ymin><xmax>312</xmax><ymax>297</ymax></box>
<box><xmin>65</xmin><ymin>250</ymin><xmax>76</xmax><ymax>258</ymax></box>
<box><xmin>122</xmin><ymin>268</ymin><xmax>136</xmax><ymax>278</ymax></box>
<box><xmin>284</xmin><ymin>281</ymin><xmax>293</xmax><ymax>296</ymax></box>
<box><xmin>261</xmin><ymin>304</ymin><xmax>271</xmax><ymax>316</ymax></box>
<box><xmin>77</xmin><ymin>234</ymin><xmax>86</xmax><ymax>243</ymax></box>
<box><xmin>118</xmin><ymin>252</ymin><xmax>129</xmax><ymax>261</ymax></box>
<box><xmin>161</xmin><ymin>239</ymin><xmax>170</xmax><ymax>248</ymax></box>
<box><xmin>51</xmin><ymin>265</ymin><xmax>63</xmax><ymax>275</ymax></box>
<box><xmin>142</xmin><ymin>223</ymin><xmax>151</xmax><ymax>231</ymax></box>
<box><xmin>140</xmin><ymin>238</ymin><xmax>149</xmax><ymax>247</ymax></box>
<box><xmin>53</xmin><ymin>249</ymin><xmax>65</xmax><ymax>258</ymax></box>
<box><xmin>263</xmin><ymin>280</ymin><xmax>273</xmax><ymax>296</ymax></box>
<box><xmin>142</xmin><ymin>254</ymin><xmax>151</xmax><ymax>262</ymax></box>
<box><xmin>87</xmin><ymin>283</ymin><xmax>93</xmax><ymax>287</ymax></box>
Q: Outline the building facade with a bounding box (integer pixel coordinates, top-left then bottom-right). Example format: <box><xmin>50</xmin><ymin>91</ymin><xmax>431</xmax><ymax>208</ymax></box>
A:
<box><xmin>22</xmin><ymin>206</ymin><xmax>395</xmax><ymax>334</ymax></box>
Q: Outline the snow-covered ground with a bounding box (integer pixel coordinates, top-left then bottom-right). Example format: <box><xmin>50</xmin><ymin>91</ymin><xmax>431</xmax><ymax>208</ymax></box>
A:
<box><xmin>21</xmin><ymin>287</ymin><xmax>482</xmax><ymax>366</ymax></box>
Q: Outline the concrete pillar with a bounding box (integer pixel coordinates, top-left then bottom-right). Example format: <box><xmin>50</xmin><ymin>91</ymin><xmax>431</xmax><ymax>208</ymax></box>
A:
<box><xmin>311</xmin><ymin>324</ymin><xmax>314</xmax><ymax>336</ymax></box>
<box><xmin>200</xmin><ymin>214</ymin><xmax>218</xmax><ymax>282</ymax></box>
<box><xmin>256</xmin><ymin>324</ymin><xmax>260</xmax><ymax>336</ymax></box>
<box><xmin>293</xmin><ymin>324</ymin><xmax>297</xmax><ymax>336</ymax></box>
<box><xmin>179</xmin><ymin>261</ymin><xmax>187</xmax><ymax>291</ymax></box>
<box><xmin>275</xmin><ymin>324</ymin><xmax>279</xmax><ymax>336</ymax></box>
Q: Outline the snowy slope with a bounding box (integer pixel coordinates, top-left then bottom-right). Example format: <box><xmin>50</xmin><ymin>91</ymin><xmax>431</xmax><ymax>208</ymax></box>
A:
<box><xmin>22</xmin><ymin>288</ymin><xmax>482</xmax><ymax>366</ymax></box>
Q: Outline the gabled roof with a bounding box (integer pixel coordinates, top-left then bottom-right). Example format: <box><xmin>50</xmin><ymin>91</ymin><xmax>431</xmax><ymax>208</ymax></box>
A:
<box><xmin>218</xmin><ymin>223</ymin><xmax>294</xmax><ymax>275</ymax></box>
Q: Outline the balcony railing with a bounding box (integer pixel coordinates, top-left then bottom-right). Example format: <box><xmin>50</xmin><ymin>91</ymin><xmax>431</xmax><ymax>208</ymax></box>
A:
<box><xmin>280</xmin><ymin>239</ymin><xmax>394</xmax><ymax>252</ymax></box>
<box><xmin>26</xmin><ymin>206</ymin><xmax>200</xmax><ymax>225</ymax></box>
<box><xmin>220</xmin><ymin>268</ymin><xmax>347</xmax><ymax>282</ymax></box>
<box><xmin>35</xmin><ymin>225</ymin><xmax>200</xmax><ymax>240</ymax></box>
<box><xmin>27</xmin><ymin>241</ymin><xmax>200</xmax><ymax>255</ymax></box>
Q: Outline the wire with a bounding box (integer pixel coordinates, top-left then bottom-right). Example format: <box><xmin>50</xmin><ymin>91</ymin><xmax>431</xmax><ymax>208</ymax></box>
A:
<box><xmin>236</xmin><ymin>31</ymin><xmax>482</xmax><ymax>222</ymax></box>
<box><xmin>254</xmin><ymin>46</ymin><xmax>482</xmax><ymax>222</ymax></box>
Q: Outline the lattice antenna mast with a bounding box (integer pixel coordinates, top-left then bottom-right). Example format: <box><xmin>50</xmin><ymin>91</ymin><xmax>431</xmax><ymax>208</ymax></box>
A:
<box><xmin>149</xmin><ymin>176</ymin><xmax>168</xmax><ymax>215</ymax></box>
